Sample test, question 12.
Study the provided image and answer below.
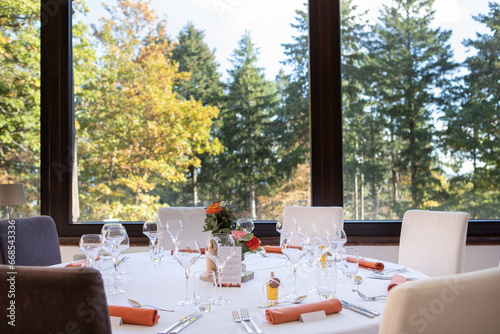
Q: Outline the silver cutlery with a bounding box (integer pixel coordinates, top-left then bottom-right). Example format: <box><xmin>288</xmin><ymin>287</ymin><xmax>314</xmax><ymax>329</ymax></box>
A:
<box><xmin>340</xmin><ymin>299</ymin><xmax>380</xmax><ymax>316</ymax></box>
<box><xmin>367</xmin><ymin>275</ymin><xmax>417</xmax><ymax>280</ymax></box>
<box><xmin>258</xmin><ymin>294</ymin><xmax>307</xmax><ymax>308</ymax></box>
<box><xmin>368</xmin><ymin>267</ymin><xmax>409</xmax><ymax>274</ymax></box>
<box><xmin>340</xmin><ymin>300</ymin><xmax>375</xmax><ymax>318</ymax></box>
<box><xmin>357</xmin><ymin>290</ymin><xmax>387</xmax><ymax>301</ymax></box>
<box><xmin>127</xmin><ymin>299</ymin><xmax>174</xmax><ymax>312</ymax></box>
<box><xmin>352</xmin><ymin>275</ymin><xmax>363</xmax><ymax>292</ymax></box>
<box><xmin>241</xmin><ymin>308</ymin><xmax>263</xmax><ymax>334</ymax></box>
<box><xmin>232</xmin><ymin>310</ymin><xmax>254</xmax><ymax>334</ymax></box>
<box><xmin>170</xmin><ymin>313</ymin><xmax>202</xmax><ymax>334</ymax></box>
<box><xmin>158</xmin><ymin>313</ymin><xmax>197</xmax><ymax>334</ymax></box>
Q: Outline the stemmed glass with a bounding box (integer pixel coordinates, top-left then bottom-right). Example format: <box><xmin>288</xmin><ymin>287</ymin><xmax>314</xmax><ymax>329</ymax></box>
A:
<box><xmin>276</xmin><ymin>215</ymin><xmax>296</xmax><ymax>239</ymax></box>
<box><xmin>143</xmin><ymin>220</ymin><xmax>163</xmax><ymax>266</ymax></box>
<box><xmin>236</xmin><ymin>217</ymin><xmax>254</xmax><ymax>233</ymax></box>
<box><xmin>173</xmin><ymin>240</ymin><xmax>201</xmax><ymax>306</ymax></box>
<box><xmin>79</xmin><ymin>234</ymin><xmax>102</xmax><ymax>269</ymax></box>
<box><xmin>165</xmin><ymin>219</ymin><xmax>184</xmax><ymax>262</ymax></box>
<box><xmin>281</xmin><ymin>230</ymin><xmax>307</xmax><ymax>299</ymax></box>
<box><xmin>206</xmin><ymin>233</ymin><xmax>236</xmax><ymax>305</ymax></box>
<box><xmin>101</xmin><ymin>226</ymin><xmax>127</xmax><ymax>294</ymax></box>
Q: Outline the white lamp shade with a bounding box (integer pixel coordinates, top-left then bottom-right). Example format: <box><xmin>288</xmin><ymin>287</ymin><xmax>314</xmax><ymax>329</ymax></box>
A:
<box><xmin>0</xmin><ymin>184</ymin><xmax>27</xmax><ymax>206</ymax></box>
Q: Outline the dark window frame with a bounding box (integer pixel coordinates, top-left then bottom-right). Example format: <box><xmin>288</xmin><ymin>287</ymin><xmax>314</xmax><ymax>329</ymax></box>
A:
<box><xmin>40</xmin><ymin>0</ymin><xmax>500</xmax><ymax>244</ymax></box>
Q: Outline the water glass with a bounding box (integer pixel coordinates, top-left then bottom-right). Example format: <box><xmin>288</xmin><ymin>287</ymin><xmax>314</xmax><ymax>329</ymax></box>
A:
<box><xmin>316</xmin><ymin>262</ymin><xmax>337</xmax><ymax>299</ymax></box>
<box><xmin>193</xmin><ymin>271</ymin><xmax>217</xmax><ymax>312</ymax></box>
<box><xmin>341</xmin><ymin>247</ymin><xmax>359</xmax><ymax>280</ymax></box>
<box><xmin>79</xmin><ymin>234</ymin><xmax>102</xmax><ymax>269</ymax></box>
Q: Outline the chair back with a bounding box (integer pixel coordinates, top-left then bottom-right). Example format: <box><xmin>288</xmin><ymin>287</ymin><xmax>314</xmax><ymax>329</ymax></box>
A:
<box><xmin>282</xmin><ymin>206</ymin><xmax>344</xmax><ymax>242</ymax></box>
<box><xmin>158</xmin><ymin>207</ymin><xmax>209</xmax><ymax>249</ymax></box>
<box><xmin>0</xmin><ymin>265</ymin><xmax>112</xmax><ymax>333</ymax></box>
<box><xmin>378</xmin><ymin>267</ymin><xmax>500</xmax><ymax>334</ymax></box>
<box><xmin>399</xmin><ymin>210</ymin><xmax>468</xmax><ymax>276</ymax></box>
<box><xmin>0</xmin><ymin>216</ymin><xmax>61</xmax><ymax>266</ymax></box>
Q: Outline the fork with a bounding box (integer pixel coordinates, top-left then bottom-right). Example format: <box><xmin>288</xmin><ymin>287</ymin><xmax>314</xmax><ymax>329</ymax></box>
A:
<box><xmin>240</xmin><ymin>308</ymin><xmax>263</xmax><ymax>334</ymax></box>
<box><xmin>357</xmin><ymin>290</ymin><xmax>387</xmax><ymax>301</ymax></box>
<box><xmin>232</xmin><ymin>311</ymin><xmax>255</xmax><ymax>334</ymax></box>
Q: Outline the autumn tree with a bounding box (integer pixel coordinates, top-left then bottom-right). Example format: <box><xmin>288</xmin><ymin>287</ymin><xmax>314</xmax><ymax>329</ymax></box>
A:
<box><xmin>76</xmin><ymin>0</ymin><xmax>221</xmax><ymax>220</ymax></box>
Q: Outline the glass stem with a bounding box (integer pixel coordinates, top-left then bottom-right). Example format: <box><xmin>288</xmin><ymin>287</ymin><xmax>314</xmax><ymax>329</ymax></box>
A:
<box><xmin>184</xmin><ymin>268</ymin><xmax>190</xmax><ymax>301</ymax></box>
<box><xmin>292</xmin><ymin>263</ymin><xmax>298</xmax><ymax>295</ymax></box>
<box><xmin>112</xmin><ymin>255</ymin><xmax>118</xmax><ymax>289</ymax></box>
<box><xmin>216</xmin><ymin>265</ymin><xmax>223</xmax><ymax>301</ymax></box>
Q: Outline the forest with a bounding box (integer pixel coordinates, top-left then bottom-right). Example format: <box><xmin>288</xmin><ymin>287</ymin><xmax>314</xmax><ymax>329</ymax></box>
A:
<box><xmin>1</xmin><ymin>0</ymin><xmax>499</xmax><ymax>221</ymax></box>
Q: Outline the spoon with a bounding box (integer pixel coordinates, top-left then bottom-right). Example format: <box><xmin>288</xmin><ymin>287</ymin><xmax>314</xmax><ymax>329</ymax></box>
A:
<box><xmin>352</xmin><ymin>275</ymin><xmax>363</xmax><ymax>292</ymax></box>
<box><xmin>258</xmin><ymin>295</ymin><xmax>307</xmax><ymax>308</ymax></box>
<box><xmin>127</xmin><ymin>299</ymin><xmax>175</xmax><ymax>312</ymax></box>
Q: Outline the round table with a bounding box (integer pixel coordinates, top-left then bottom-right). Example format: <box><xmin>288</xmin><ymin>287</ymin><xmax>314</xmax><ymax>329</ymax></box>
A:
<box><xmin>72</xmin><ymin>251</ymin><xmax>428</xmax><ymax>334</ymax></box>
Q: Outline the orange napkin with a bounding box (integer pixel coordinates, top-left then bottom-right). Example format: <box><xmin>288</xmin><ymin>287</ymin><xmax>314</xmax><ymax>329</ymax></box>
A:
<box><xmin>264</xmin><ymin>245</ymin><xmax>282</xmax><ymax>254</ymax></box>
<box><xmin>108</xmin><ymin>306</ymin><xmax>160</xmax><ymax>326</ymax></box>
<box><xmin>170</xmin><ymin>247</ymin><xmax>205</xmax><ymax>255</ymax></box>
<box><xmin>346</xmin><ymin>257</ymin><xmax>385</xmax><ymax>271</ymax></box>
<box><xmin>65</xmin><ymin>256</ymin><xmax>101</xmax><ymax>267</ymax></box>
<box><xmin>388</xmin><ymin>274</ymin><xmax>407</xmax><ymax>291</ymax></box>
<box><xmin>266</xmin><ymin>299</ymin><xmax>342</xmax><ymax>324</ymax></box>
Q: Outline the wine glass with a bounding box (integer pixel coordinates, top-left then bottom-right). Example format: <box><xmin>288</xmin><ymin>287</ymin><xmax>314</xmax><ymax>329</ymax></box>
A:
<box><xmin>276</xmin><ymin>215</ymin><xmax>296</xmax><ymax>238</ymax></box>
<box><xmin>341</xmin><ymin>247</ymin><xmax>359</xmax><ymax>280</ymax></box>
<box><xmin>79</xmin><ymin>234</ymin><xmax>102</xmax><ymax>269</ymax></box>
<box><xmin>236</xmin><ymin>217</ymin><xmax>254</xmax><ymax>233</ymax></box>
<box><xmin>173</xmin><ymin>240</ymin><xmax>201</xmax><ymax>306</ymax></box>
<box><xmin>101</xmin><ymin>226</ymin><xmax>127</xmax><ymax>294</ymax></box>
<box><xmin>281</xmin><ymin>230</ymin><xmax>307</xmax><ymax>299</ymax></box>
<box><xmin>143</xmin><ymin>220</ymin><xmax>163</xmax><ymax>266</ymax></box>
<box><xmin>165</xmin><ymin>219</ymin><xmax>184</xmax><ymax>262</ymax></box>
<box><xmin>206</xmin><ymin>233</ymin><xmax>236</xmax><ymax>305</ymax></box>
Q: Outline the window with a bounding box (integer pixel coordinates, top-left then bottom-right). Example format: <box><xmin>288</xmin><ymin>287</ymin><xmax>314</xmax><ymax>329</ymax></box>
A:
<box><xmin>41</xmin><ymin>0</ymin><xmax>499</xmax><ymax>241</ymax></box>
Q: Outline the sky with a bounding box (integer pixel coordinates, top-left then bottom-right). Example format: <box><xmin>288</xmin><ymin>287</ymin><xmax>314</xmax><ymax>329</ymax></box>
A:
<box><xmin>78</xmin><ymin>0</ymin><xmax>493</xmax><ymax>81</ymax></box>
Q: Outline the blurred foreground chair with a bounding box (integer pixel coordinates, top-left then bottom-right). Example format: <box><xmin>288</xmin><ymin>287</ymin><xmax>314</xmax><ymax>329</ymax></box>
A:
<box><xmin>0</xmin><ymin>265</ymin><xmax>111</xmax><ymax>333</ymax></box>
<box><xmin>399</xmin><ymin>210</ymin><xmax>468</xmax><ymax>276</ymax></box>
<box><xmin>158</xmin><ymin>207</ymin><xmax>209</xmax><ymax>249</ymax></box>
<box><xmin>0</xmin><ymin>216</ymin><xmax>61</xmax><ymax>266</ymax></box>
<box><xmin>282</xmin><ymin>206</ymin><xmax>344</xmax><ymax>241</ymax></box>
<box><xmin>379</xmin><ymin>266</ymin><xmax>500</xmax><ymax>334</ymax></box>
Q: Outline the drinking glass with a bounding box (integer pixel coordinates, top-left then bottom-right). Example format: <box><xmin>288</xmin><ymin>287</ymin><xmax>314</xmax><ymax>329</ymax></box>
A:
<box><xmin>193</xmin><ymin>271</ymin><xmax>217</xmax><ymax>312</ymax></box>
<box><xmin>79</xmin><ymin>234</ymin><xmax>102</xmax><ymax>269</ymax></box>
<box><xmin>276</xmin><ymin>215</ymin><xmax>296</xmax><ymax>238</ymax></box>
<box><xmin>281</xmin><ymin>231</ymin><xmax>307</xmax><ymax>299</ymax></box>
<box><xmin>206</xmin><ymin>233</ymin><xmax>236</xmax><ymax>305</ymax></box>
<box><xmin>143</xmin><ymin>220</ymin><xmax>163</xmax><ymax>266</ymax></box>
<box><xmin>101</xmin><ymin>226</ymin><xmax>127</xmax><ymax>294</ymax></box>
<box><xmin>316</xmin><ymin>261</ymin><xmax>337</xmax><ymax>299</ymax></box>
<box><xmin>236</xmin><ymin>217</ymin><xmax>254</xmax><ymax>233</ymax></box>
<box><xmin>341</xmin><ymin>247</ymin><xmax>359</xmax><ymax>280</ymax></box>
<box><xmin>174</xmin><ymin>240</ymin><xmax>202</xmax><ymax>306</ymax></box>
<box><xmin>165</xmin><ymin>219</ymin><xmax>184</xmax><ymax>262</ymax></box>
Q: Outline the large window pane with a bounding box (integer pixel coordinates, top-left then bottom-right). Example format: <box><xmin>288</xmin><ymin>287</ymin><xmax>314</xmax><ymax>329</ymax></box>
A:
<box><xmin>342</xmin><ymin>0</ymin><xmax>498</xmax><ymax>220</ymax></box>
<box><xmin>0</xmin><ymin>0</ymin><xmax>41</xmax><ymax>219</ymax></box>
<box><xmin>72</xmin><ymin>0</ymin><xmax>310</xmax><ymax>222</ymax></box>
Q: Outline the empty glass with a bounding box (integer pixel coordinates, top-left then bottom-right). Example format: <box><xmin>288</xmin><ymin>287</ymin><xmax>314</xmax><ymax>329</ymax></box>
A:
<box><xmin>316</xmin><ymin>261</ymin><xmax>337</xmax><ymax>299</ymax></box>
<box><xmin>143</xmin><ymin>220</ymin><xmax>163</xmax><ymax>266</ymax></box>
<box><xmin>101</xmin><ymin>226</ymin><xmax>127</xmax><ymax>294</ymax></box>
<box><xmin>281</xmin><ymin>231</ymin><xmax>307</xmax><ymax>298</ymax></box>
<box><xmin>206</xmin><ymin>233</ymin><xmax>236</xmax><ymax>305</ymax></box>
<box><xmin>165</xmin><ymin>219</ymin><xmax>184</xmax><ymax>262</ymax></box>
<box><xmin>341</xmin><ymin>247</ymin><xmax>359</xmax><ymax>280</ymax></box>
<box><xmin>79</xmin><ymin>234</ymin><xmax>102</xmax><ymax>269</ymax></box>
<box><xmin>174</xmin><ymin>240</ymin><xmax>201</xmax><ymax>306</ymax></box>
<box><xmin>276</xmin><ymin>215</ymin><xmax>296</xmax><ymax>238</ymax></box>
<box><xmin>193</xmin><ymin>271</ymin><xmax>217</xmax><ymax>312</ymax></box>
<box><xmin>236</xmin><ymin>217</ymin><xmax>254</xmax><ymax>233</ymax></box>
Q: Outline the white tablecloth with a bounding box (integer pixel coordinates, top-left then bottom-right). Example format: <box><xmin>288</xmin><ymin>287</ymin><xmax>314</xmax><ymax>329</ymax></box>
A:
<box><xmin>80</xmin><ymin>252</ymin><xmax>427</xmax><ymax>334</ymax></box>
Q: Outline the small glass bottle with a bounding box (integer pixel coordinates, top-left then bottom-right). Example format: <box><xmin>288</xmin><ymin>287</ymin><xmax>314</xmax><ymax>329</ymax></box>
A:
<box><xmin>266</xmin><ymin>272</ymin><xmax>280</xmax><ymax>302</ymax></box>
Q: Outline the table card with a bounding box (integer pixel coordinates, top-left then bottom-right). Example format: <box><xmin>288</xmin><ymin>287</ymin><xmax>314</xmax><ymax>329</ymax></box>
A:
<box><xmin>220</xmin><ymin>246</ymin><xmax>242</xmax><ymax>287</ymax></box>
<box><xmin>299</xmin><ymin>310</ymin><xmax>327</xmax><ymax>323</ymax></box>
<box><xmin>110</xmin><ymin>316</ymin><xmax>123</xmax><ymax>327</ymax></box>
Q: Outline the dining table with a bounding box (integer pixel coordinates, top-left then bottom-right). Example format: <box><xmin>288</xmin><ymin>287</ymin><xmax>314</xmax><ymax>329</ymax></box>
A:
<box><xmin>61</xmin><ymin>250</ymin><xmax>428</xmax><ymax>334</ymax></box>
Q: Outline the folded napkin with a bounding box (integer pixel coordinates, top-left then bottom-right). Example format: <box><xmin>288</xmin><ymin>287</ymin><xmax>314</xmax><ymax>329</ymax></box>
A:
<box><xmin>108</xmin><ymin>306</ymin><xmax>160</xmax><ymax>326</ymax></box>
<box><xmin>388</xmin><ymin>274</ymin><xmax>407</xmax><ymax>291</ymax></box>
<box><xmin>266</xmin><ymin>299</ymin><xmax>342</xmax><ymax>324</ymax></box>
<box><xmin>346</xmin><ymin>257</ymin><xmax>385</xmax><ymax>271</ymax></box>
<box><xmin>65</xmin><ymin>256</ymin><xmax>101</xmax><ymax>268</ymax></box>
<box><xmin>170</xmin><ymin>247</ymin><xmax>205</xmax><ymax>255</ymax></box>
<box><xmin>263</xmin><ymin>246</ymin><xmax>282</xmax><ymax>254</ymax></box>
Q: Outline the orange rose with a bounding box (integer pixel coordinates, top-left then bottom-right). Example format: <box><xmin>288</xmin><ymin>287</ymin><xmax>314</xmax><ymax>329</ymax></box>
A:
<box><xmin>206</xmin><ymin>203</ymin><xmax>223</xmax><ymax>215</ymax></box>
<box><xmin>246</xmin><ymin>236</ymin><xmax>261</xmax><ymax>251</ymax></box>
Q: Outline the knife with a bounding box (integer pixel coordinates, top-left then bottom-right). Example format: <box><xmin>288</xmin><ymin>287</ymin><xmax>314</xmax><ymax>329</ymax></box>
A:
<box><xmin>340</xmin><ymin>300</ymin><xmax>375</xmax><ymax>318</ymax></box>
<box><xmin>158</xmin><ymin>313</ymin><xmax>197</xmax><ymax>334</ymax></box>
<box><xmin>170</xmin><ymin>313</ymin><xmax>202</xmax><ymax>334</ymax></box>
<box><xmin>340</xmin><ymin>300</ymin><xmax>380</xmax><ymax>316</ymax></box>
<box><xmin>367</xmin><ymin>275</ymin><xmax>418</xmax><ymax>280</ymax></box>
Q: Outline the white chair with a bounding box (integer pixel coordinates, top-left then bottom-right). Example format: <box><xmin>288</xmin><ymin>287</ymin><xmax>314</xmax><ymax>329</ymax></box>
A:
<box><xmin>158</xmin><ymin>207</ymin><xmax>209</xmax><ymax>250</ymax></box>
<box><xmin>282</xmin><ymin>206</ymin><xmax>344</xmax><ymax>241</ymax></box>
<box><xmin>399</xmin><ymin>210</ymin><xmax>469</xmax><ymax>277</ymax></box>
<box><xmin>378</xmin><ymin>267</ymin><xmax>500</xmax><ymax>334</ymax></box>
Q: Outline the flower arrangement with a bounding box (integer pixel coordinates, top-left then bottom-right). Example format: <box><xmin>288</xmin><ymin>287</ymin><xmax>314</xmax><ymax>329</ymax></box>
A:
<box><xmin>203</xmin><ymin>201</ymin><xmax>262</xmax><ymax>254</ymax></box>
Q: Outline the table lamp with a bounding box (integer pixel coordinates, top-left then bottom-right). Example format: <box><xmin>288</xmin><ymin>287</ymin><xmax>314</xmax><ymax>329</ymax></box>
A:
<box><xmin>0</xmin><ymin>183</ymin><xmax>27</xmax><ymax>220</ymax></box>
